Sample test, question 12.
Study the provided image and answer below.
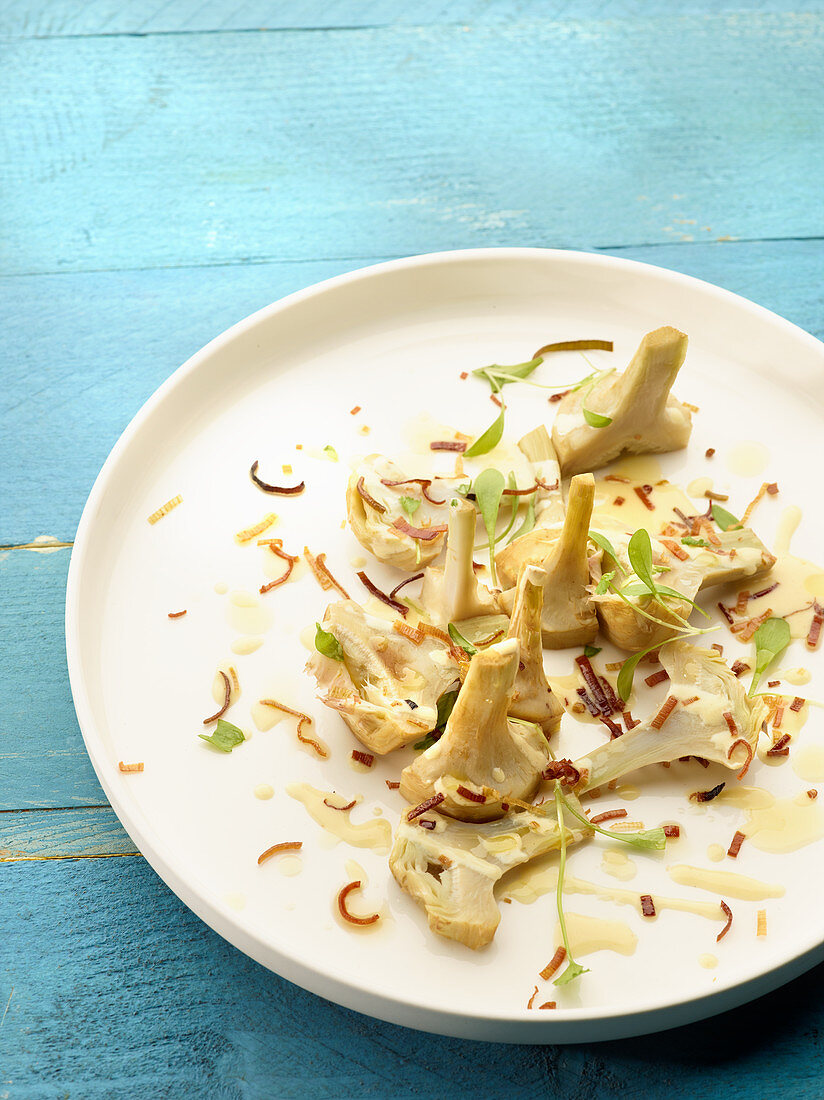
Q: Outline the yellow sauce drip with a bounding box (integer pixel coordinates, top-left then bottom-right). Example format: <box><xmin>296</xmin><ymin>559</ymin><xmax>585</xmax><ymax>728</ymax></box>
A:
<box><xmin>667</xmin><ymin>864</ymin><xmax>784</xmax><ymax>900</ymax></box>
<box><xmin>687</xmin><ymin>477</ymin><xmax>714</xmax><ymax>499</ymax></box>
<box><xmin>706</xmin><ymin>843</ymin><xmax>726</xmax><ymax>863</ymax></box>
<box><xmin>745</xmin><ymin>794</ymin><xmax>824</xmax><ymax>853</ymax></box>
<box><xmin>725</xmin><ymin>441</ymin><xmax>770</xmax><ymax>478</ymax></box>
<box><xmin>779</xmin><ymin>667</ymin><xmax>812</xmax><ymax>686</ymax></box>
<box><xmin>214</xmin><ymin>581</ymin><xmax>228</xmax><ymax>594</ymax></box>
<box><xmin>231</xmin><ymin>636</ymin><xmax>264</xmax><ymax>656</ymax></box>
<box><xmin>716</xmin><ymin>785</ymin><xmax>776</xmax><ymax>810</ymax></box>
<box><xmin>502</xmin><ymin>860</ymin><xmax>723</xmax><ymax>919</ymax></box>
<box><xmin>287</xmin><ymin>783</ymin><xmax>392</xmax><ymax>854</ymax></box>
<box><xmin>600</xmin><ymin>851</ymin><xmax>637</xmax><ymax>882</ymax></box>
<box><xmin>227</xmin><ymin>590</ymin><xmax>273</xmax><ymax>635</ymax></box>
<box><xmin>775</xmin><ymin>505</ymin><xmax>802</xmax><ymax>557</ymax></box>
<box><xmin>253</xmin><ymin>784</ymin><xmax>274</xmax><ymax>800</ymax></box>
<box><xmin>592</xmin><ymin>465</ymin><xmax>695</xmax><ymax>535</ymax></box>
<box><xmin>792</xmin><ymin>746</ymin><xmax>824</xmax><ymax>784</ymax></box>
<box><xmin>698</xmin><ymin>953</ymin><xmax>718</xmax><ymax>970</ymax></box>
<box><xmin>556</xmin><ymin>913</ymin><xmax>637</xmax><ymax>958</ymax></box>
<box><xmin>250</xmin><ymin>701</ymin><xmax>285</xmax><ymax>732</ymax></box>
<box><xmin>617</xmin><ymin>786</ymin><xmax>640</xmax><ymax>801</ymax></box>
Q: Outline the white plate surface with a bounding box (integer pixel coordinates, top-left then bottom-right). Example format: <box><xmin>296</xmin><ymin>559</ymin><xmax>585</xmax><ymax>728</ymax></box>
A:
<box><xmin>67</xmin><ymin>249</ymin><xmax>824</xmax><ymax>1042</ymax></box>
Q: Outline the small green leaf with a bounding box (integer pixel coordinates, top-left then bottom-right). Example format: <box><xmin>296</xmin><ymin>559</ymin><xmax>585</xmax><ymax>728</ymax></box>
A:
<box><xmin>681</xmin><ymin>536</ymin><xmax>710</xmax><ymax>548</ymax></box>
<box><xmin>588</xmin><ymin>529</ymin><xmax>621</xmax><ymax>564</ymax></box>
<box><xmin>199</xmin><ymin>719</ymin><xmax>245</xmax><ymax>753</ymax></box>
<box><xmin>448</xmin><ymin>622</ymin><xmax>477</xmax><ymax>656</ymax></box>
<box><xmin>414</xmin><ymin>687</ymin><xmax>460</xmax><ymax>749</ymax></box>
<box><xmin>554</xmin><ymin>960</ymin><xmax>590</xmax><ymax>987</ymax></box>
<box><xmin>322</xmin><ymin>444</ymin><xmax>338</xmax><ymax>462</ymax></box>
<box><xmin>559</xmin><ymin>788</ymin><xmax>667</xmax><ymax>851</ymax></box>
<box><xmin>400</xmin><ymin>496</ymin><xmax>421</xmax><ymax>517</ymax></box>
<box><xmin>474</xmin><ymin>467</ymin><xmax>506</xmax><ymax>585</ymax></box>
<box><xmin>582</xmin><ymin>405</ymin><xmax>612</xmax><ymax>428</ymax></box>
<box><xmin>315</xmin><ymin>622</ymin><xmax>345</xmax><ymax>661</ymax></box>
<box><xmin>464</xmin><ymin>406</ymin><xmax>505</xmax><ymax>457</ymax></box>
<box><xmin>583</xmin><ymin>645</ymin><xmax>602</xmax><ymax>658</ymax></box>
<box><xmin>750</xmin><ymin>617</ymin><xmax>792</xmax><ymax>696</ymax></box>
<box><xmin>412</xmin><ymin>732</ymin><xmax>439</xmax><ymax>751</ymax></box>
<box><xmin>455</xmin><ymin>483</ymin><xmax>471</xmax><ymax>497</ymax></box>
<box><xmin>627</xmin><ymin>528</ymin><xmax>655</xmax><ymax>591</ymax></box>
<box><xmin>507</xmin><ymin>492</ymin><xmax>536</xmax><ymax>545</ymax></box>
<box><xmin>595</xmin><ymin>571</ymin><xmax>615</xmax><ymax>595</ymax></box>
<box><xmin>472</xmin><ymin>357</ymin><xmax>544</xmax><ymax>392</ymax></box>
<box><xmin>616</xmin><ymin>649</ymin><xmax>647</xmax><ymax>702</ymax></box>
<box><xmin>712</xmin><ymin>503</ymin><xmax>743</xmax><ymax>531</ymax></box>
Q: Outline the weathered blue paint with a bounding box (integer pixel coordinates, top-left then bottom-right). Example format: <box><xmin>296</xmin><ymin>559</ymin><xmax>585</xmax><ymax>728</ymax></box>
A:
<box><xmin>2</xmin><ymin>0</ymin><xmax>824</xmax><ymax>1092</ymax></box>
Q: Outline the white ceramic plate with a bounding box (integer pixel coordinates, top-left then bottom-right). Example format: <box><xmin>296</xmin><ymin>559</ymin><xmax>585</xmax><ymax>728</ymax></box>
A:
<box><xmin>67</xmin><ymin>249</ymin><xmax>824</xmax><ymax>1042</ymax></box>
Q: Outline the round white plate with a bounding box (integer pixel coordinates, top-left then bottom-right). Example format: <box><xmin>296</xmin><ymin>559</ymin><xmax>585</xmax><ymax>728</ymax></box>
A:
<box><xmin>67</xmin><ymin>248</ymin><xmax>824</xmax><ymax>1042</ymax></box>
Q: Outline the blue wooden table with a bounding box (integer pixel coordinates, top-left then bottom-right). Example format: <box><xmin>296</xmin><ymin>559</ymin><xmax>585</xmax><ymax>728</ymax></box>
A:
<box><xmin>2</xmin><ymin>1</ymin><xmax>823</xmax><ymax>1094</ymax></box>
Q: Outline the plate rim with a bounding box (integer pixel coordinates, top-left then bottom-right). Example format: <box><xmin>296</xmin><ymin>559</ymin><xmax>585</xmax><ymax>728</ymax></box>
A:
<box><xmin>65</xmin><ymin>246</ymin><xmax>824</xmax><ymax>1042</ymax></box>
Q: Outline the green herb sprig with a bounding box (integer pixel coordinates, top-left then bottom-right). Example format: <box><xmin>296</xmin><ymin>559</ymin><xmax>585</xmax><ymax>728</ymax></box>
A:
<box><xmin>413</xmin><ymin>687</ymin><xmax>460</xmax><ymax>750</ymax></box>
<box><xmin>473</xmin><ymin>468</ymin><xmax>505</xmax><ymax>585</ymax></box>
<box><xmin>749</xmin><ymin>617</ymin><xmax>792</xmax><ymax>697</ymax></box>
<box><xmin>315</xmin><ymin>622</ymin><xmax>345</xmax><ymax>661</ymax></box>
<box><xmin>199</xmin><ymin>718</ymin><xmax>245</xmax><ymax>753</ymax></box>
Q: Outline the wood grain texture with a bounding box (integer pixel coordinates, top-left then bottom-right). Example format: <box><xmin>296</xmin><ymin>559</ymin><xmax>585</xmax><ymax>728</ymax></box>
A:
<box><xmin>0</xmin><ymin>806</ymin><xmax>136</xmax><ymax>859</ymax></box>
<box><xmin>1</xmin><ymin>855</ymin><xmax>824</xmax><ymax>1097</ymax></box>
<box><xmin>1</xmin><ymin>239</ymin><xmax>822</xmax><ymax>543</ymax></box>
<box><xmin>0</xmin><ymin>547</ymin><xmax>106</xmax><ymax>809</ymax></box>
<box><xmin>1</xmin><ymin>14</ymin><xmax>822</xmax><ymax>276</ymax></box>
<box><xmin>1</xmin><ymin>0</ymin><xmax>817</xmax><ymax>36</ymax></box>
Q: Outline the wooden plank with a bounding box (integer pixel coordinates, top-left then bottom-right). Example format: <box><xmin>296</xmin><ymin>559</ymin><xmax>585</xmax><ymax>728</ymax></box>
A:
<box><xmin>2</xmin><ymin>854</ymin><xmax>824</xmax><ymax>1095</ymax></box>
<box><xmin>0</xmin><ymin>546</ymin><xmax>106</xmax><ymax>809</ymax></box>
<box><xmin>0</xmin><ymin>806</ymin><xmax>136</xmax><ymax>859</ymax></box>
<box><xmin>0</xmin><ymin>0</ymin><xmax>812</xmax><ymax>37</ymax></box>
<box><xmin>1</xmin><ymin>16</ymin><xmax>822</xmax><ymax>276</ymax></box>
<box><xmin>1</xmin><ymin>239</ymin><xmax>821</xmax><ymax>542</ymax></box>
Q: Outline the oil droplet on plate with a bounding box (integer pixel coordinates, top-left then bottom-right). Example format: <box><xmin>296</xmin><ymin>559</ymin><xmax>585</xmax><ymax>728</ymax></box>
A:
<box><xmin>792</xmin><ymin>745</ymin><xmax>824</xmax><ymax>784</ymax></box>
<box><xmin>706</xmin><ymin>843</ymin><xmax>726</xmax><ymax>863</ymax></box>
<box><xmin>698</xmin><ymin>954</ymin><xmax>718</xmax><ymax>970</ymax></box>
<box><xmin>224</xmin><ymin>893</ymin><xmax>246</xmax><ymax>911</ymax></box>
<box><xmin>231</xmin><ymin>635</ymin><xmax>264</xmax><ymax>655</ymax></box>
<box><xmin>557</xmin><ymin>913</ymin><xmax>637</xmax><ymax>958</ymax></box>
<box><xmin>254</xmin><ymin>784</ymin><xmax>275</xmax><ymax>800</ymax></box>
<box><xmin>278</xmin><ymin>856</ymin><xmax>303</xmax><ymax>877</ymax></box>
<box><xmin>725</xmin><ymin>441</ymin><xmax>770</xmax><ymax>478</ymax></box>
<box><xmin>214</xmin><ymin>581</ymin><xmax>228</xmax><ymax>595</ymax></box>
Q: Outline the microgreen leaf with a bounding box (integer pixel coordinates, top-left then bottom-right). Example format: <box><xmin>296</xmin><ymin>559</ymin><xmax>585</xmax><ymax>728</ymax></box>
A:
<box><xmin>617</xmin><ymin>641</ymin><xmax>664</xmax><ymax>702</ymax></box>
<box><xmin>555</xmin><ymin>961</ymin><xmax>589</xmax><ymax>987</ymax></box>
<box><xmin>414</xmin><ymin>687</ymin><xmax>460</xmax><ymax>749</ymax></box>
<box><xmin>712</xmin><ymin>503</ymin><xmax>743</xmax><ymax>531</ymax></box>
<box><xmin>681</xmin><ymin>536</ymin><xmax>710</xmax><ymax>548</ymax></box>
<box><xmin>507</xmin><ymin>491</ymin><xmax>536</xmax><ymax>545</ymax></box>
<box><xmin>588</xmin><ymin>529</ymin><xmax>621</xmax><ymax>565</ymax></box>
<box><xmin>322</xmin><ymin>444</ymin><xmax>338</xmax><ymax>462</ymax></box>
<box><xmin>553</xmin><ymin>783</ymin><xmax>590</xmax><ymax>987</ymax></box>
<box><xmin>412</xmin><ymin>732</ymin><xmax>438</xmax><ymax>751</ymax></box>
<box><xmin>456</xmin><ymin>483</ymin><xmax>471</xmax><ymax>497</ymax></box>
<box><xmin>472</xmin><ymin>357</ymin><xmax>544</xmax><ymax>392</ymax></box>
<box><xmin>627</xmin><ymin>529</ymin><xmax>656</xmax><ymax>591</ymax></box>
<box><xmin>464</xmin><ymin>406</ymin><xmax>505</xmax><ymax>457</ymax></box>
<box><xmin>749</xmin><ymin>617</ymin><xmax>792</xmax><ymax>697</ymax></box>
<box><xmin>400</xmin><ymin>496</ymin><xmax>421</xmax><ymax>517</ymax></box>
<box><xmin>199</xmin><ymin>718</ymin><xmax>245</xmax><ymax>753</ymax></box>
<box><xmin>474</xmin><ymin>467</ymin><xmax>505</xmax><ymax>585</ymax></box>
<box><xmin>314</xmin><ymin>622</ymin><xmax>345</xmax><ymax>661</ymax></box>
<box><xmin>582</xmin><ymin>405</ymin><xmax>613</xmax><ymax>428</ymax></box>
<box><xmin>583</xmin><ymin>645</ymin><xmax>602</xmax><ymax>658</ymax></box>
<box><xmin>595</xmin><ymin>572</ymin><xmax>615</xmax><ymax>595</ymax></box>
<box><xmin>559</xmin><ymin>787</ymin><xmax>666</xmax><ymax>850</ymax></box>
<box><xmin>448</xmin><ymin>622</ymin><xmax>477</xmax><ymax>656</ymax></box>
<box><xmin>435</xmin><ymin>687</ymin><xmax>460</xmax><ymax>729</ymax></box>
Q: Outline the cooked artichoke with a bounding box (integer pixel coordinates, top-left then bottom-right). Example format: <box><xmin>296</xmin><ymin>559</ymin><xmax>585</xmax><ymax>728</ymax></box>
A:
<box><xmin>306</xmin><ymin>600</ymin><xmax>460</xmax><ymax>754</ymax></box>
<box><xmin>399</xmin><ymin>639</ymin><xmax>551</xmax><ymax>821</ymax></box>
<box><xmin>552</xmin><ymin>327</ymin><xmax>693</xmax><ymax>476</ymax></box>
<box><xmin>347</xmin><ymin>455</ymin><xmax>463</xmax><ymax>571</ymax></box>
<box><xmin>533</xmin><ymin>473</ymin><xmax>598</xmax><ymax>648</ymax></box>
<box><xmin>389</xmin><ymin>794</ymin><xmax>591</xmax><ymax>949</ymax></box>
<box><xmin>419</xmin><ymin>498</ymin><xmax>498</xmax><ymax>627</ymax></box>
<box><xmin>575</xmin><ymin>641</ymin><xmax>767</xmax><ymax>790</ymax></box>
<box><xmin>506</xmin><ymin>565</ymin><xmax>564</xmax><ymax>736</ymax></box>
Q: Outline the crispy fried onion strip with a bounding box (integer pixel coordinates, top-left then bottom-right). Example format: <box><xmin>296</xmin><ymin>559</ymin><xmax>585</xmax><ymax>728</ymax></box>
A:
<box><xmin>337</xmin><ymin>880</ymin><xmax>380</xmax><ymax>926</ymax></box>
<box><xmin>259</xmin><ymin>698</ymin><xmax>329</xmax><ymax>759</ymax></box>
